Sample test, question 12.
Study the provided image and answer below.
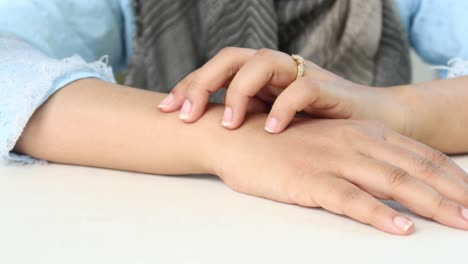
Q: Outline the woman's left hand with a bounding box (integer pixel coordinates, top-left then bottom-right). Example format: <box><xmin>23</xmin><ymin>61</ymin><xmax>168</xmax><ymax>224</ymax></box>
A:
<box><xmin>158</xmin><ymin>47</ymin><xmax>409</xmax><ymax>135</ymax></box>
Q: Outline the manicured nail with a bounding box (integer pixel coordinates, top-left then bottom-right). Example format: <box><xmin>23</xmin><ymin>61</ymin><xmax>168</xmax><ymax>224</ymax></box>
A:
<box><xmin>264</xmin><ymin>117</ymin><xmax>278</xmax><ymax>133</ymax></box>
<box><xmin>158</xmin><ymin>93</ymin><xmax>174</xmax><ymax>109</ymax></box>
<box><xmin>462</xmin><ymin>207</ymin><xmax>468</xmax><ymax>221</ymax></box>
<box><xmin>179</xmin><ymin>99</ymin><xmax>192</xmax><ymax>120</ymax></box>
<box><xmin>221</xmin><ymin>107</ymin><xmax>233</xmax><ymax>127</ymax></box>
<box><xmin>393</xmin><ymin>216</ymin><xmax>413</xmax><ymax>232</ymax></box>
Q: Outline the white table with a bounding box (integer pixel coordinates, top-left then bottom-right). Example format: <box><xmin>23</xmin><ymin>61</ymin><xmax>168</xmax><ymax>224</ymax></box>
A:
<box><xmin>1</xmin><ymin>157</ymin><xmax>467</xmax><ymax>264</ymax></box>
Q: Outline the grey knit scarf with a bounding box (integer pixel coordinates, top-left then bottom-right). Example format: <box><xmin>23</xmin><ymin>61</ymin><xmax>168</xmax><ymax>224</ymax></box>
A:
<box><xmin>125</xmin><ymin>0</ymin><xmax>411</xmax><ymax>103</ymax></box>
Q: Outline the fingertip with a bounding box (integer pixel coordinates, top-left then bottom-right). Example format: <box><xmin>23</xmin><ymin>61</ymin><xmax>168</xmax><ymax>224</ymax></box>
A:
<box><xmin>264</xmin><ymin>117</ymin><xmax>279</xmax><ymax>134</ymax></box>
<box><xmin>392</xmin><ymin>215</ymin><xmax>415</xmax><ymax>235</ymax></box>
<box><xmin>221</xmin><ymin>121</ymin><xmax>242</xmax><ymax>130</ymax></box>
<box><xmin>181</xmin><ymin>108</ymin><xmax>205</xmax><ymax>124</ymax></box>
<box><xmin>159</xmin><ymin>105</ymin><xmax>179</xmax><ymax>113</ymax></box>
<box><xmin>220</xmin><ymin>104</ymin><xmax>250</xmax><ymax>130</ymax></box>
<box><xmin>180</xmin><ymin>115</ymin><xmax>199</xmax><ymax>123</ymax></box>
<box><xmin>160</xmin><ymin>93</ymin><xmax>187</xmax><ymax>113</ymax></box>
<box><xmin>158</xmin><ymin>93</ymin><xmax>174</xmax><ymax>110</ymax></box>
<box><xmin>406</xmin><ymin>222</ymin><xmax>416</xmax><ymax>235</ymax></box>
<box><xmin>178</xmin><ymin>99</ymin><xmax>192</xmax><ymax>121</ymax></box>
<box><xmin>221</xmin><ymin>121</ymin><xmax>237</xmax><ymax>130</ymax></box>
<box><xmin>221</xmin><ymin>106</ymin><xmax>235</xmax><ymax>129</ymax></box>
<box><xmin>178</xmin><ymin>92</ymin><xmax>214</xmax><ymax>123</ymax></box>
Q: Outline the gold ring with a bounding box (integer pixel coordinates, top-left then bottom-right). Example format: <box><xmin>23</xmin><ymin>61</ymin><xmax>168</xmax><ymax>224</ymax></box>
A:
<box><xmin>291</xmin><ymin>54</ymin><xmax>305</xmax><ymax>80</ymax></box>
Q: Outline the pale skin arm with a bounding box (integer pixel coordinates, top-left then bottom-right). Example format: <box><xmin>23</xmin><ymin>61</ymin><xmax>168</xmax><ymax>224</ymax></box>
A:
<box><xmin>15</xmin><ymin>78</ymin><xmax>216</xmax><ymax>175</ymax></box>
<box><xmin>395</xmin><ymin>76</ymin><xmax>468</xmax><ymax>154</ymax></box>
<box><xmin>14</xmin><ymin>78</ymin><xmax>468</xmax><ymax>235</ymax></box>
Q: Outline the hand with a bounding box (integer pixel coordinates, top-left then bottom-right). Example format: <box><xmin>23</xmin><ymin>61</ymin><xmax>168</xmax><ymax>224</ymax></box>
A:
<box><xmin>158</xmin><ymin>47</ymin><xmax>409</xmax><ymax>135</ymax></box>
<box><xmin>18</xmin><ymin>78</ymin><xmax>467</xmax><ymax>236</ymax></box>
<box><xmin>207</xmin><ymin>115</ymin><xmax>468</xmax><ymax>235</ymax></box>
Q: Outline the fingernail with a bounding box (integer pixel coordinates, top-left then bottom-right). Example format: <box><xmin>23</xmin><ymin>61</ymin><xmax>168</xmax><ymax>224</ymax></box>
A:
<box><xmin>221</xmin><ymin>107</ymin><xmax>233</xmax><ymax>127</ymax></box>
<box><xmin>462</xmin><ymin>207</ymin><xmax>468</xmax><ymax>221</ymax></box>
<box><xmin>158</xmin><ymin>93</ymin><xmax>174</xmax><ymax>109</ymax></box>
<box><xmin>393</xmin><ymin>216</ymin><xmax>413</xmax><ymax>233</ymax></box>
<box><xmin>179</xmin><ymin>99</ymin><xmax>192</xmax><ymax>120</ymax></box>
<box><xmin>264</xmin><ymin>117</ymin><xmax>278</xmax><ymax>133</ymax></box>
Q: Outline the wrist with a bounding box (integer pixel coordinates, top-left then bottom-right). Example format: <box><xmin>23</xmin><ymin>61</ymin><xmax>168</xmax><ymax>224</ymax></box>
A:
<box><xmin>192</xmin><ymin>106</ymin><xmax>226</xmax><ymax>175</ymax></box>
<box><xmin>197</xmin><ymin>106</ymin><xmax>268</xmax><ymax>178</ymax></box>
<box><xmin>350</xmin><ymin>85</ymin><xmax>412</xmax><ymax>137</ymax></box>
<box><xmin>382</xmin><ymin>84</ymin><xmax>432</xmax><ymax>141</ymax></box>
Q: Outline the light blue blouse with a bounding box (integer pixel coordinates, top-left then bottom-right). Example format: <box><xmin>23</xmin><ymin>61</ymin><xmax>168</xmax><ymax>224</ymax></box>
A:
<box><xmin>1</xmin><ymin>0</ymin><xmax>468</xmax><ymax>164</ymax></box>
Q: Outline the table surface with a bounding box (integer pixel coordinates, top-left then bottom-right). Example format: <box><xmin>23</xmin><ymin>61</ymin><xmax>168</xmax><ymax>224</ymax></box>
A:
<box><xmin>1</xmin><ymin>156</ymin><xmax>467</xmax><ymax>264</ymax></box>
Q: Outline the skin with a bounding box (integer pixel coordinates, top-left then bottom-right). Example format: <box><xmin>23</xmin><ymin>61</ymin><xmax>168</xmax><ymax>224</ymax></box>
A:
<box><xmin>163</xmin><ymin>47</ymin><xmax>468</xmax><ymax>153</ymax></box>
<box><xmin>14</xmin><ymin>78</ymin><xmax>468</xmax><ymax>236</ymax></box>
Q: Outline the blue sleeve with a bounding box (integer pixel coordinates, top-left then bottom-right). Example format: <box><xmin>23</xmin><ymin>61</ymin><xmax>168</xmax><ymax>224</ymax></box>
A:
<box><xmin>0</xmin><ymin>0</ymin><xmax>135</xmax><ymax>164</ymax></box>
<box><xmin>395</xmin><ymin>0</ymin><xmax>468</xmax><ymax>78</ymax></box>
<box><xmin>0</xmin><ymin>37</ymin><xmax>115</xmax><ymax>164</ymax></box>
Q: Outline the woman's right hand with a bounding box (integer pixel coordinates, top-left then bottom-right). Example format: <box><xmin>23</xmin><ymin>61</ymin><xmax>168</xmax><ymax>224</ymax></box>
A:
<box><xmin>208</xmin><ymin>115</ymin><xmax>468</xmax><ymax>235</ymax></box>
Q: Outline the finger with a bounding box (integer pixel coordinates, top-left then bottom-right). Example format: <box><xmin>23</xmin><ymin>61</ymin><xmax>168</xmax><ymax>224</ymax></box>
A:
<box><xmin>292</xmin><ymin>174</ymin><xmax>415</xmax><ymax>235</ymax></box>
<box><xmin>363</xmin><ymin>140</ymin><xmax>468</xmax><ymax>208</ymax></box>
<box><xmin>384</xmin><ymin>129</ymin><xmax>468</xmax><ymax>185</ymax></box>
<box><xmin>255</xmin><ymin>86</ymin><xmax>278</xmax><ymax>104</ymax></box>
<box><xmin>246</xmin><ymin>97</ymin><xmax>270</xmax><ymax>113</ymax></box>
<box><xmin>341</xmin><ymin>156</ymin><xmax>468</xmax><ymax>230</ymax></box>
<box><xmin>222</xmin><ymin>48</ymin><xmax>297</xmax><ymax>129</ymax></box>
<box><xmin>180</xmin><ymin>47</ymin><xmax>255</xmax><ymax>123</ymax></box>
<box><xmin>158</xmin><ymin>72</ymin><xmax>196</xmax><ymax>113</ymax></box>
<box><xmin>264</xmin><ymin>77</ymin><xmax>318</xmax><ymax>133</ymax></box>
<box><xmin>219</xmin><ymin>83</ymin><xmax>270</xmax><ymax>115</ymax></box>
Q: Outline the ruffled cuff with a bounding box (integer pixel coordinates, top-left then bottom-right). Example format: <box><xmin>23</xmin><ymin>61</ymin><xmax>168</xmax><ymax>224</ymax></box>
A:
<box><xmin>0</xmin><ymin>37</ymin><xmax>115</xmax><ymax>164</ymax></box>
<box><xmin>433</xmin><ymin>58</ymin><xmax>468</xmax><ymax>79</ymax></box>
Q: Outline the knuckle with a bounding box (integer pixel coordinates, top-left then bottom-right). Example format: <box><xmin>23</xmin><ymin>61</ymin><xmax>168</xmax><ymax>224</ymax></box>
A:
<box><xmin>414</xmin><ymin>158</ymin><xmax>442</xmax><ymax>181</ymax></box>
<box><xmin>337</xmin><ymin>187</ymin><xmax>362</xmax><ymax>216</ymax></box>
<box><xmin>426</xmin><ymin>149</ymin><xmax>450</xmax><ymax>167</ymax></box>
<box><xmin>285</xmin><ymin>164</ymin><xmax>323</xmax><ymax>207</ymax></box>
<box><xmin>171</xmin><ymin>86</ymin><xmax>185</xmax><ymax>97</ymax></box>
<box><xmin>340</xmin><ymin>187</ymin><xmax>362</xmax><ymax>205</ymax></box>
<box><xmin>222</xmin><ymin>176</ymin><xmax>243</xmax><ymax>194</ymax></box>
<box><xmin>187</xmin><ymin>78</ymin><xmax>210</xmax><ymax>97</ymax></box>
<box><xmin>365</xmin><ymin>203</ymin><xmax>386</xmax><ymax>224</ymax></box>
<box><xmin>386</xmin><ymin>168</ymin><xmax>412</xmax><ymax>189</ymax></box>
<box><xmin>255</xmin><ymin>48</ymin><xmax>275</xmax><ymax>58</ymax></box>
<box><xmin>340</xmin><ymin>123</ymin><xmax>371</xmax><ymax>144</ymax></box>
<box><xmin>368</xmin><ymin>203</ymin><xmax>385</xmax><ymax>217</ymax></box>
<box><xmin>226</xmin><ymin>86</ymin><xmax>251</xmax><ymax>102</ymax></box>
<box><xmin>433</xmin><ymin>196</ymin><xmax>456</xmax><ymax>219</ymax></box>
<box><xmin>286</xmin><ymin>187</ymin><xmax>303</xmax><ymax>205</ymax></box>
<box><xmin>171</xmin><ymin>88</ymin><xmax>189</xmax><ymax>100</ymax></box>
<box><xmin>362</xmin><ymin>120</ymin><xmax>388</xmax><ymax>135</ymax></box>
<box><xmin>285</xmin><ymin>167</ymin><xmax>312</xmax><ymax>204</ymax></box>
<box><xmin>172</xmin><ymin>71</ymin><xmax>198</xmax><ymax>91</ymax></box>
<box><xmin>340</xmin><ymin>123</ymin><xmax>359</xmax><ymax>136</ymax></box>
<box><xmin>302</xmin><ymin>77</ymin><xmax>319</xmax><ymax>93</ymax></box>
<box><xmin>171</xmin><ymin>80</ymin><xmax>186</xmax><ymax>93</ymax></box>
<box><xmin>219</xmin><ymin>47</ymin><xmax>240</xmax><ymax>57</ymax></box>
<box><xmin>287</xmin><ymin>187</ymin><xmax>318</xmax><ymax>208</ymax></box>
<box><xmin>367</xmin><ymin>119</ymin><xmax>386</xmax><ymax>128</ymax></box>
<box><xmin>172</xmin><ymin>78</ymin><xmax>192</xmax><ymax>95</ymax></box>
<box><xmin>365</xmin><ymin>120</ymin><xmax>388</xmax><ymax>136</ymax></box>
<box><xmin>287</xmin><ymin>186</ymin><xmax>315</xmax><ymax>207</ymax></box>
<box><xmin>463</xmin><ymin>187</ymin><xmax>468</xmax><ymax>204</ymax></box>
<box><xmin>276</xmin><ymin>94</ymin><xmax>300</xmax><ymax>113</ymax></box>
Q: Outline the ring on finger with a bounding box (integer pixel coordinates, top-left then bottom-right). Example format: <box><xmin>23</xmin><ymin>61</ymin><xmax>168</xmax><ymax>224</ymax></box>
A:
<box><xmin>291</xmin><ymin>54</ymin><xmax>305</xmax><ymax>80</ymax></box>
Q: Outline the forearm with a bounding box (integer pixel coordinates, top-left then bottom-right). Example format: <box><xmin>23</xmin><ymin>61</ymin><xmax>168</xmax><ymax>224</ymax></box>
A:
<box><xmin>14</xmin><ymin>78</ymin><xmax>225</xmax><ymax>175</ymax></box>
<box><xmin>396</xmin><ymin>76</ymin><xmax>468</xmax><ymax>153</ymax></box>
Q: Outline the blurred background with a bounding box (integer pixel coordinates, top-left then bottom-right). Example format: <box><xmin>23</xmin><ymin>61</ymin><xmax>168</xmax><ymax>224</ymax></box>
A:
<box><xmin>411</xmin><ymin>50</ymin><xmax>437</xmax><ymax>83</ymax></box>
